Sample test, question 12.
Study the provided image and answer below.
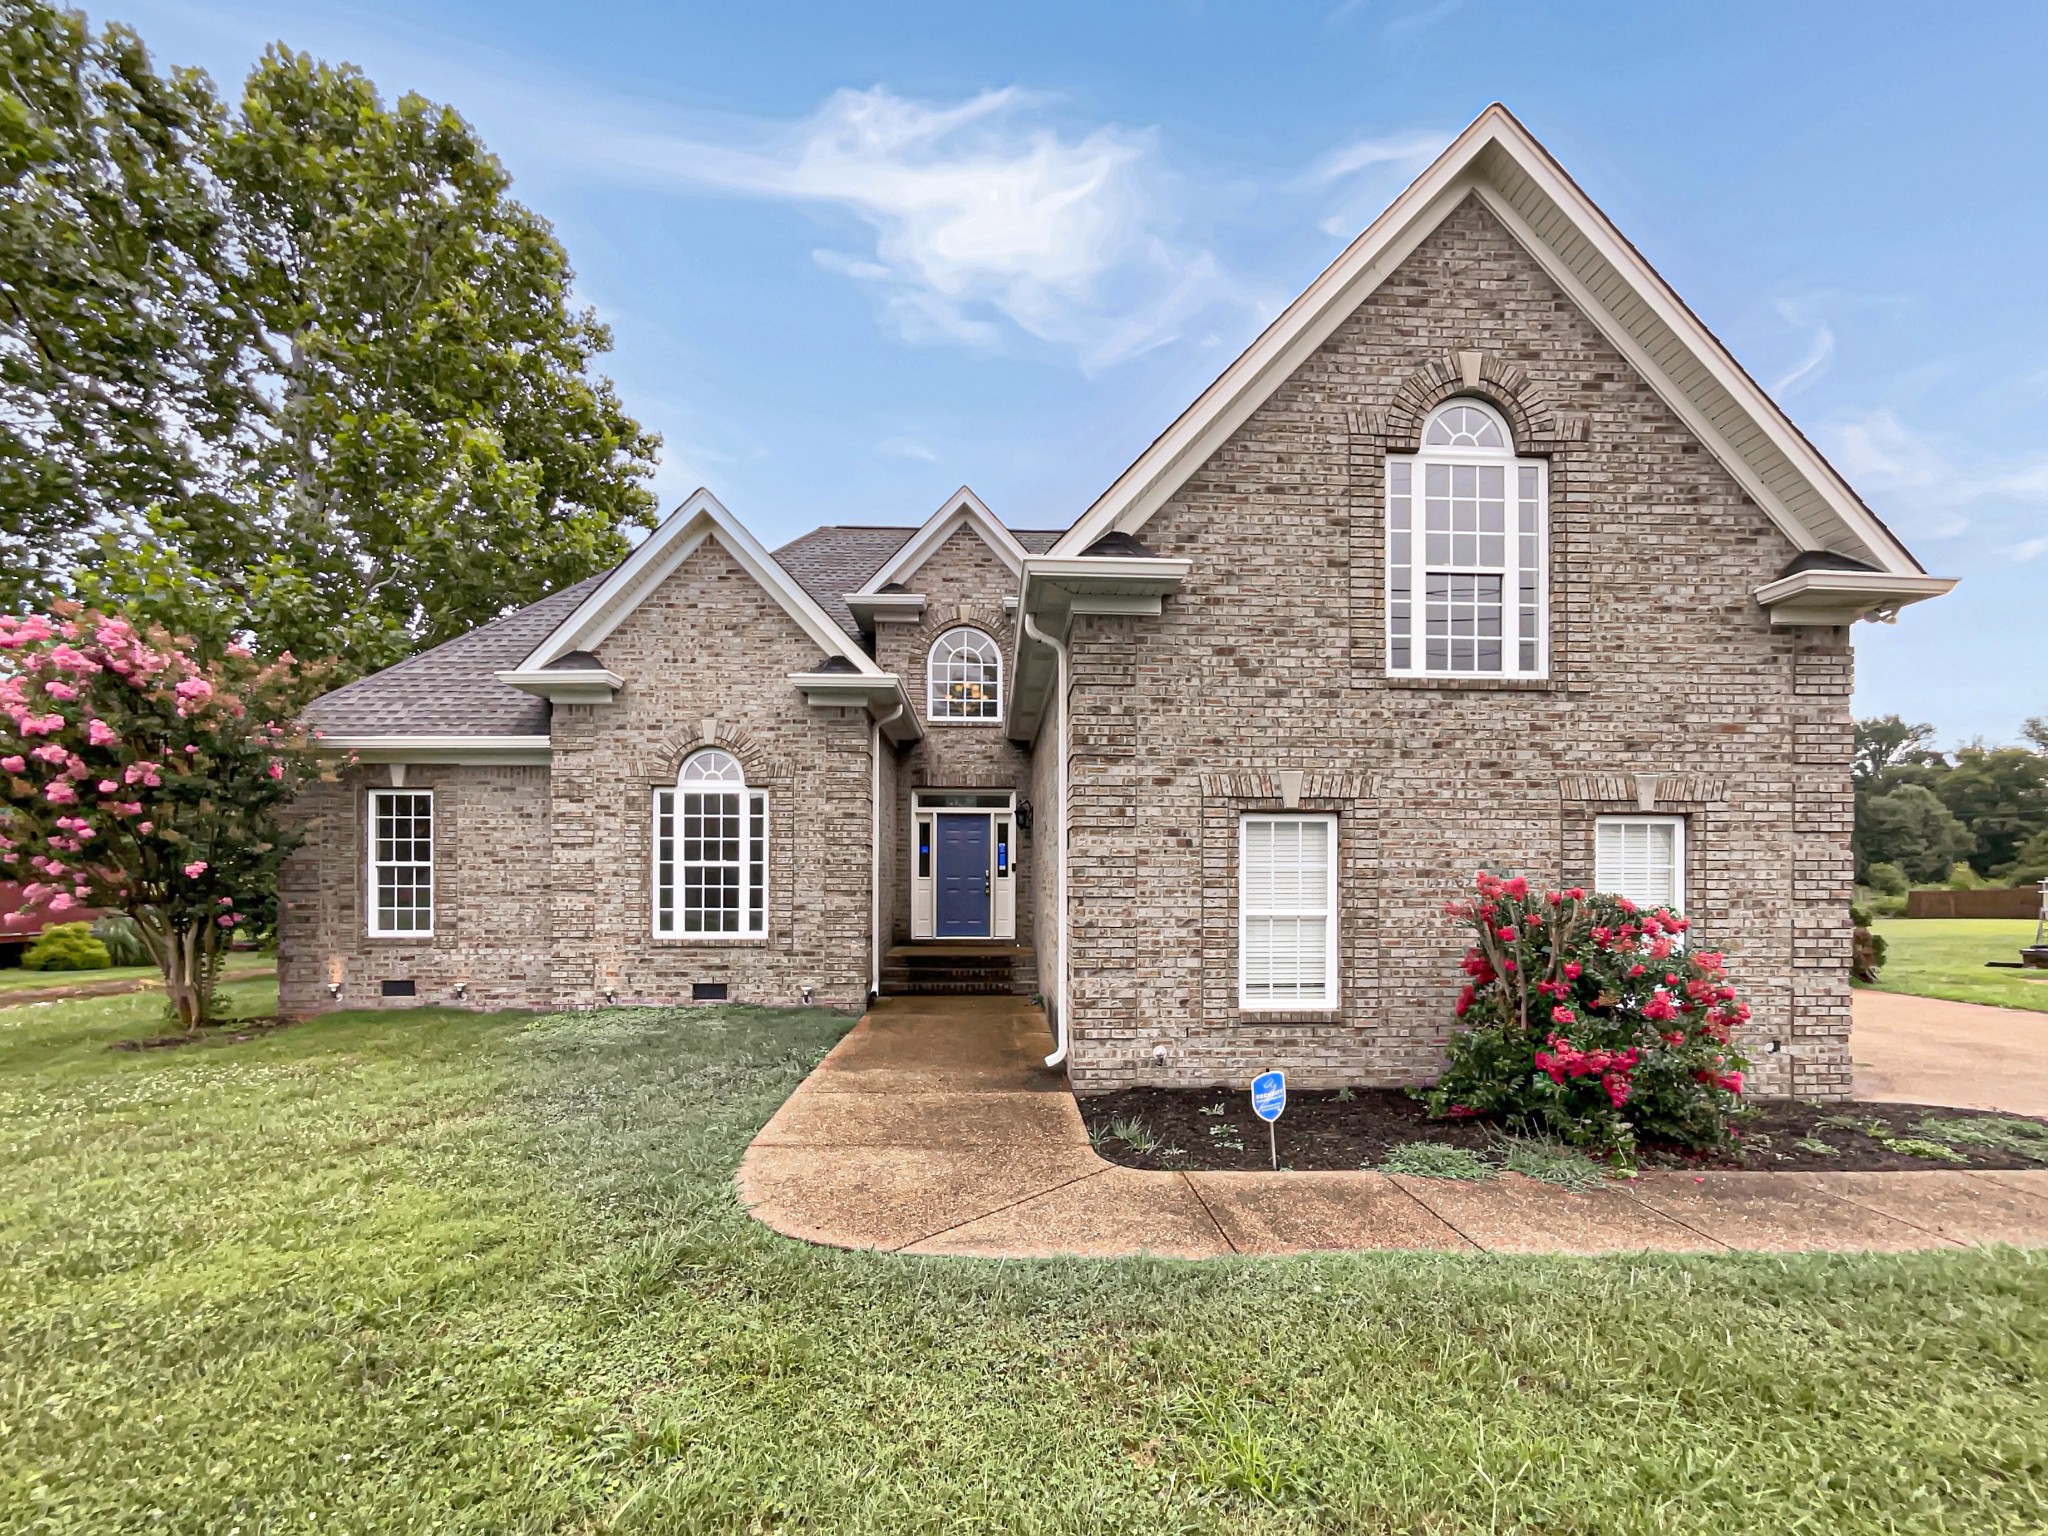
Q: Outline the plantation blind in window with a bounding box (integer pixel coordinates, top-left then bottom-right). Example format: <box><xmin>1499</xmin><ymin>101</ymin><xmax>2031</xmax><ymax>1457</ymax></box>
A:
<box><xmin>1594</xmin><ymin>816</ymin><xmax>1685</xmax><ymax>913</ymax></box>
<box><xmin>1239</xmin><ymin>813</ymin><xmax>1338</xmax><ymax>1009</ymax></box>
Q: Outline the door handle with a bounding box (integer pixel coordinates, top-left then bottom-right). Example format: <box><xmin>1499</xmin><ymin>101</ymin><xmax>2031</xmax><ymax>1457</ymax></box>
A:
<box><xmin>983</xmin><ymin>873</ymin><xmax>991</xmax><ymax>896</ymax></box>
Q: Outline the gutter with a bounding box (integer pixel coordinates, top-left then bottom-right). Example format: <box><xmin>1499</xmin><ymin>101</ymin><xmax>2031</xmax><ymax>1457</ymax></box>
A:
<box><xmin>1021</xmin><ymin>610</ymin><xmax>1070</xmax><ymax>1069</ymax></box>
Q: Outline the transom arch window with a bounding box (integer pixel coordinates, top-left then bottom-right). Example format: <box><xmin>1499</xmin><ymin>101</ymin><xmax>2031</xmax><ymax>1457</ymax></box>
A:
<box><xmin>927</xmin><ymin>626</ymin><xmax>1002</xmax><ymax>721</ymax></box>
<box><xmin>1387</xmin><ymin>398</ymin><xmax>1548</xmax><ymax>678</ymax></box>
<box><xmin>653</xmin><ymin>748</ymin><xmax>766</xmax><ymax>936</ymax></box>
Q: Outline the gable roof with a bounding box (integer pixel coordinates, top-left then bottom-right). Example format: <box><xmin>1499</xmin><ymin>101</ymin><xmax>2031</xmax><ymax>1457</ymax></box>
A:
<box><xmin>513</xmin><ymin>488</ymin><xmax>885</xmax><ymax>676</ymax></box>
<box><xmin>852</xmin><ymin>487</ymin><xmax>1028</xmax><ymax>594</ymax></box>
<box><xmin>303</xmin><ymin>574</ymin><xmax>605</xmax><ymax>739</ymax></box>
<box><xmin>776</xmin><ymin>518</ymin><xmax>1062</xmax><ymax>636</ymax></box>
<box><xmin>1052</xmin><ymin>103</ymin><xmax>1931</xmax><ymax>581</ymax></box>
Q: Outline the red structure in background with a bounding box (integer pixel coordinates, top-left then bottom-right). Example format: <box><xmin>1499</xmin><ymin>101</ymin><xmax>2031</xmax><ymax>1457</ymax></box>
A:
<box><xmin>0</xmin><ymin>883</ymin><xmax>102</xmax><ymax>965</ymax></box>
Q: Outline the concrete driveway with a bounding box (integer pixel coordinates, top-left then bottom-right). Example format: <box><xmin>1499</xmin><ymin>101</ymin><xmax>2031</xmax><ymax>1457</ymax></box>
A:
<box><xmin>1853</xmin><ymin>989</ymin><xmax>2048</xmax><ymax>1117</ymax></box>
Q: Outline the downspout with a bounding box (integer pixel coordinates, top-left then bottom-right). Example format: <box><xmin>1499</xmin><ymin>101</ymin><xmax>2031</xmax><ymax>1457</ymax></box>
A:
<box><xmin>1021</xmin><ymin>609</ymin><xmax>1069</xmax><ymax>1068</ymax></box>
<box><xmin>871</xmin><ymin>701</ymin><xmax>905</xmax><ymax>1001</ymax></box>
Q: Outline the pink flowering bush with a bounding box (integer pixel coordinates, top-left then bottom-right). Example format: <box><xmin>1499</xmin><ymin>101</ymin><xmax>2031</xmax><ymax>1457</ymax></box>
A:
<box><xmin>1423</xmin><ymin>872</ymin><xmax>1752</xmax><ymax>1154</ymax></box>
<box><xmin>0</xmin><ymin>607</ymin><xmax>323</xmax><ymax>1029</ymax></box>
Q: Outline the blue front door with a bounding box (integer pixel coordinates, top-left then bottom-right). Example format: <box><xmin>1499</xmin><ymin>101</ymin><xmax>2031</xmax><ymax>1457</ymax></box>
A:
<box><xmin>934</xmin><ymin>814</ymin><xmax>992</xmax><ymax>938</ymax></box>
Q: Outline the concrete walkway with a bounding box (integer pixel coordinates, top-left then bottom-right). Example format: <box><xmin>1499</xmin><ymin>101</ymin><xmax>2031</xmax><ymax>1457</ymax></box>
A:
<box><xmin>737</xmin><ymin>995</ymin><xmax>2048</xmax><ymax>1258</ymax></box>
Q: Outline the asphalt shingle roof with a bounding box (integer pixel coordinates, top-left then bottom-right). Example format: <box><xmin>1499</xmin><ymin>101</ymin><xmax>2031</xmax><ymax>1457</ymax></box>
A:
<box><xmin>303</xmin><ymin>575</ymin><xmax>604</xmax><ymax>738</ymax></box>
<box><xmin>303</xmin><ymin>521</ymin><xmax>1068</xmax><ymax>739</ymax></box>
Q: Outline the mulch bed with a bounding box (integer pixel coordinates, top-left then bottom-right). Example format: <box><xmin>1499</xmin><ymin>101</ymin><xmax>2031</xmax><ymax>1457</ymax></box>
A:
<box><xmin>1078</xmin><ymin>1086</ymin><xmax>2048</xmax><ymax>1175</ymax></box>
<box><xmin>109</xmin><ymin>1016</ymin><xmax>302</xmax><ymax>1052</ymax></box>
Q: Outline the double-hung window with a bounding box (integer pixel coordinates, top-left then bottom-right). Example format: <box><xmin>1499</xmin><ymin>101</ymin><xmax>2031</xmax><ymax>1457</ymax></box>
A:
<box><xmin>368</xmin><ymin>789</ymin><xmax>434</xmax><ymax>936</ymax></box>
<box><xmin>654</xmin><ymin>749</ymin><xmax>766</xmax><ymax>936</ymax></box>
<box><xmin>1239</xmin><ymin>813</ymin><xmax>1339</xmax><ymax>1010</ymax></box>
<box><xmin>1387</xmin><ymin>400</ymin><xmax>1547</xmax><ymax>678</ymax></box>
<box><xmin>1594</xmin><ymin>815</ymin><xmax>1686</xmax><ymax>915</ymax></box>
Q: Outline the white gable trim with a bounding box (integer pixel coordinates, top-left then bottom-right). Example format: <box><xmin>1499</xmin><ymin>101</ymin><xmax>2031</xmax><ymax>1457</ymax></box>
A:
<box><xmin>851</xmin><ymin>487</ymin><xmax>1026</xmax><ymax>595</ymax></box>
<box><xmin>514</xmin><ymin>488</ymin><xmax>883</xmax><ymax>677</ymax></box>
<box><xmin>1052</xmin><ymin>104</ymin><xmax>1931</xmax><ymax>582</ymax></box>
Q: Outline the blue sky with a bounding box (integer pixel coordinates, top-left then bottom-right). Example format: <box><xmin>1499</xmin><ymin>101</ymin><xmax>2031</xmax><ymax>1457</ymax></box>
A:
<box><xmin>110</xmin><ymin>0</ymin><xmax>2047</xmax><ymax>745</ymax></box>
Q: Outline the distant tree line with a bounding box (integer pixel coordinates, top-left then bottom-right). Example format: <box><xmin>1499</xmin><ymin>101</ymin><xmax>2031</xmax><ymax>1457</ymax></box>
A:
<box><xmin>2</xmin><ymin>1</ymin><xmax>660</xmax><ymax>679</ymax></box>
<box><xmin>1853</xmin><ymin>715</ymin><xmax>2048</xmax><ymax>896</ymax></box>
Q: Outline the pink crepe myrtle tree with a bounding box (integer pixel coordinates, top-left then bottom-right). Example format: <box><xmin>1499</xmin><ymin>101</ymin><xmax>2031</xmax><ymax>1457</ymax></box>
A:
<box><xmin>0</xmin><ymin>607</ymin><xmax>326</xmax><ymax>1029</ymax></box>
<box><xmin>1424</xmin><ymin>872</ymin><xmax>1752</xmax><ymax>1154</ymax></box>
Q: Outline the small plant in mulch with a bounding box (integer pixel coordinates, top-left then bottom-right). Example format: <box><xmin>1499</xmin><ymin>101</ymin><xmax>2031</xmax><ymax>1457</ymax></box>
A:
<box><xmin>1919</xmin><ymin>1116</ymin><xmax>2048</xmax><ymax>1162</ymax></box>
<box><xmin>1106</xmin><ymin>1114</ymin><xmax>1161</xmax><ymax>1155</ymax></box>
<box><xmin>1424</xmin><ymin>873</ymin><xmax>1750</xmax><ymax>1158</ymax></box>
<box><xmin>1375</xmin><ymin>1142</ymin><xmax>1493</xmax><ymax>1181</ymax></box>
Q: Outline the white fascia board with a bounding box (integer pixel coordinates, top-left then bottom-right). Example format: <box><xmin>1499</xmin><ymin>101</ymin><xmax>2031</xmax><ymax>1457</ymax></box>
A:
<box><xmin>844</xmin><ymin>590</ymin><xmax>928</xmax><ymax>626</ymax></box>
<box><xmin>787</xmin><ymin>672</ymin><xmax>925</xmax><ymax>743</ymax></box>
<box><xmin>1004</xmin><ymin>555</ymin><xmax>1192</xmax><ymax>741</ymax></box>
<box><xmin>516</xmin><ymin>488</ymin><xmax>883</xmax><ymax>676</ymax></box>
<box><xmin>314</xmin><ymin>735</ymin><xmax>553</xmax><ymax>765</ymax></box>
<box><xmin>495</xmin><ymin>666</ymin><xmax>625</xmax><ymax>704</ymax></box>
<box><xmin>852</xmin><ymin>487</ymin><xmax>1026</xmax><ymax>594</ymax></box>
<box><xmin>1050</xmin><ymin>103</ymin><xmax>1928</xmax><ymax>582</ymax></box>
<box><xmin>1752</xmin><ymin>570</ymin><xmax>1957</xmax><ymax>625</ymax></box>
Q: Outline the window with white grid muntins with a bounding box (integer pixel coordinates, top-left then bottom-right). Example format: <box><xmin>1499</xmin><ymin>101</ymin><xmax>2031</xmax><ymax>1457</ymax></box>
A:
<box><xmin>369</xmin><ymin>790</ymin><xmax>433</xmax><ymax>935</ymax></box>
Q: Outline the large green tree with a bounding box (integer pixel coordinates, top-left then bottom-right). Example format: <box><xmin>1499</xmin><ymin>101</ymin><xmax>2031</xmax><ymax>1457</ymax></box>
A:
<box><xmin>0</xmin><ymin>4</ymin><xmax>261</xmax><ymax>603</ymax></box>
<box><xmin>1853</xmin><ymin>782</ymin><xmax>1973</xmax><ymax>886</ymax></box>
<box><xmin>1932</xmin><ymin>745</ymin><xmax>2048</xmax><ymax>879</ymax></box>
<box><xmin>5</xmin><ymin>6</ymin><xmax>659</xmax><ymax>674</ymax></box>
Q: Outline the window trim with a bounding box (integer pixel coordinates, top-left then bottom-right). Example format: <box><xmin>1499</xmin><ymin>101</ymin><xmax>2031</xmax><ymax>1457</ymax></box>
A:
<box><xmin>652</xmin><ymin>753</ymin><xmax>769</xmax><ymax>942</ymax></box>
<box><xmin>366</xmin><ymin>788</ymin><xmax>435</xmax><ymax>938</ymax></box>
<box><xmin>1593</xmin><ymin>813</ymin><xmax>1687</xmax><ymax>915</ymax></box>
<box><xmin>1387</xmin><ymin>399</ymin><xmax>1550</xmax><ymax>681</ymax></box>
<box><xmin>925</xmin><ymin>625</ymin><xmax>1003</xmax><ymax>724</ymax></box>
<box><xmin>1237</xmin><ymin>811</ymin><xmax>1340</xmax><ymax>1012</ymax></box>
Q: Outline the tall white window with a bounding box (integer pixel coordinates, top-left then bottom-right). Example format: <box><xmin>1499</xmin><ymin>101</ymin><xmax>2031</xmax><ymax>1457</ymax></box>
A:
<box><xmin>1239</xmin><ymin>813</ymin><xmax>1339</xmax><ymax>1010</ymax></box>
<box><xmin>1387</xmin><ymin>400</ymin><xmax>1547</xmax><ymax>678</ymax></box>
<box><xmin>1595</xmin><ymin>815</ymin><xmax>1686</xmax><ymax>913</ymax></box>
<box><xmin>368</xmin><ymin>789</ymin><xmax>433</xmax><ymax>936</ymax></box>
<box><xmin>654</xmin><ymin>749</ymin><xmax>766</xmax><ymax>936</ymax></box>
<box><xmin>927</xmin><ymin>626</ymin><xmax>1001</xmax><ymax>721</ymax></box>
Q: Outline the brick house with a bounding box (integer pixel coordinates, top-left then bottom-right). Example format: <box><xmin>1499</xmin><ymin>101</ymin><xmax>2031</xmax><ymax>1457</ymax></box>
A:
<box><xmin>283</xmin><ymin>106</ymin><xmax>1951</xmax><ymax>1097</ymax></box>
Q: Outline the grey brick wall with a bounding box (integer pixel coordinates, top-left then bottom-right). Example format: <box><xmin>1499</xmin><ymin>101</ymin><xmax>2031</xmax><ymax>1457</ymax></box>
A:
<box><xmin>1059</xmin><ymin>195</ymin><xmax>1855</xmax><ymax>1099</ymax></box>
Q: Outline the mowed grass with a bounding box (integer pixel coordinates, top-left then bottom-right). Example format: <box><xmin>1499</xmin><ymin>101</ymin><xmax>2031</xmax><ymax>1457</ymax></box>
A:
<box><xmin>0</xmin><ymin>953</ymin><xmax>273</xmax><ymax>996</ymax></box>
<box><xmin>1868</xmin><ymin>918</ymin><xmax>2048</xmax><ymax>1013</ymax></box>
<box><xmin>2</xmin><ymin>990</ymin><xmax>2046</xmax><ymax>1533</ymax></box>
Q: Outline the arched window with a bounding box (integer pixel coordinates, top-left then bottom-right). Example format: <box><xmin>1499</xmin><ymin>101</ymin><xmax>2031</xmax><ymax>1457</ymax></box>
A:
<box><xmin>1387</xmin><ymin>399</ymin><xmax>1547</xmax><ymax>678</ymax></box>
<box><xmin>927</xmin><ymin>626</ymin><xmax>1002</xmax><ymax>721</ymax></box>
<box><xmin>653</xmin><ymin>748</ymin><xmax>766</xmax><ymax>936</ymax></box>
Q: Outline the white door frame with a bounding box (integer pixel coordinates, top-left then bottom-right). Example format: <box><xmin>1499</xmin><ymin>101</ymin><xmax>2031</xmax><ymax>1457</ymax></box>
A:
<box><xmin>910</xmin><ymin>790</ymin><xmax>1016</xmax><ymax>941</ymax></box>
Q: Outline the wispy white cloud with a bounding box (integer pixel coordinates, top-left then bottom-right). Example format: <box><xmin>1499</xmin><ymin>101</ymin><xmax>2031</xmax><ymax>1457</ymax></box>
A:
<box><xmin>1769</xmin><ymin>298</ymin><xmax>1835</xmax><ymax>397</ymax></box>
<box><xmin>1821</xmin><ymin>406</ymin><xmax>2048</xmax><ymax>541</ymax></box>
<box><xmin>2007</xmin><ymin>535</ymin><xmax>2048</xmax><ymax>563</ymax></box>
<box><xmin>593</xmin><ymin>86</ymin><xmax>1248</xmax><ymax>371</ymax></box>
<box><xmin>875</xmin><ymin>435</ymin><xmax>939</xmax><ymax>463</ymax></box>
<box><xmin>1302</xmin><ymin>127</ymin><xmax>1447</xmax><ymax>237</ymax></box>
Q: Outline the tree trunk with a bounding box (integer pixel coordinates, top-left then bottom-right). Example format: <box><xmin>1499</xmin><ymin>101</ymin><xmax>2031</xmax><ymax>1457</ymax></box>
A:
<box><xmin>132</xmin><ymin>907</ymin><xmax>223</xmax><ymax>1031</ymax></box>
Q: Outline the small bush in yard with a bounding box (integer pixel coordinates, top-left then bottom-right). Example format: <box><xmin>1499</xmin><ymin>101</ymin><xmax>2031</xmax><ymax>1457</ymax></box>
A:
<box><xmin>1424</xmin><ymin>873</ymin><xmax>1751</xmax><ymax>1156</ymax></box>
<box><xmin>22</xmin><ymin>920</ymin><xmax>110</xmax><ymax>970</ymax></box>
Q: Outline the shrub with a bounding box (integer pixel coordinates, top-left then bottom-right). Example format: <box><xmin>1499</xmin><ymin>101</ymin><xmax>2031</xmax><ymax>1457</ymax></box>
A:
<box><xmin>1864</xmin><ymin>861</ymin><xmax>1909</xmax><ymax>897</ymax></box>
<box><xmin>91</xmin><ymin>913</ymin><xmax>149</xmax><ymax>966</ymax></box>
<box><xmin>1945</xmin><ymin>862</ymin><xmax>1985</xmax><ymax>890</ymax></box>
<box><xmin>1376</xmin><ymin>1143</ymin><xmax>1492</xmax><ymax>1180</ymax></box>
<box><xmin>1851</xmin><ymin>923</ymin><xmax>1888</xmax><ymax>983</ymax></box>
<box><xmin>22</xmin><ymin>921</ymin><xmax>111</xmax><ymax>971</ymax></box>
<box><xmin>1424</xmin><ymin>873</ymin><xmax>1750</xmax><ymax>1155</ymax></box>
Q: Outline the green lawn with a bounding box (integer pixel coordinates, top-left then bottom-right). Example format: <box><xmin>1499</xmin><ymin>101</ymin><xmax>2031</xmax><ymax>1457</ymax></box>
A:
<box><xmin>1867</xmin><ymin>918</ymin><xmax>2048</xmax><ymax>1013</ymax></box>
<box><xmin>0</xmin><ymin>953</ymin><xmax>273</xmax><ymax>996</ymax></box>
<box><xmin>3</xmin><ymin>989</ymin><xmax>2046</xmax><ymax>1533</ymax></box>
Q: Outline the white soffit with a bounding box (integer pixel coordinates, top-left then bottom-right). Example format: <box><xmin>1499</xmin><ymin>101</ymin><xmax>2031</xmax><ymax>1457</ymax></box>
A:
<box><xmin>515</xmin><ymin>487</ymin><xmax>883</xmax><ymax>676</ymax></box>
<box><xmin>1051</xmin><ymin>104</ymin><xmax>1929</xmax><ymax>581</ymax></box>
<box><xmin>852</xmin><ymin>486</ymin><xmax>1026</xmax><ymax>594</ymax></box>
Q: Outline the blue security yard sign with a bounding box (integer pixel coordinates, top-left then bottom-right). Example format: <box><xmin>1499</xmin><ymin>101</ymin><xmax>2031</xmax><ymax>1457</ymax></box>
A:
<box><xmin>1250</xmin><ymin>1070</ymin><xmax>1286</xmax><ymax>1168</ymax></box>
